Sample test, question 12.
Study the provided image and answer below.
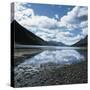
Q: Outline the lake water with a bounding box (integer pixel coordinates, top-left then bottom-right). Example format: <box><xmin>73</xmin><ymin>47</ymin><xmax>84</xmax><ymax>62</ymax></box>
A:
<box><xmin>15</xmin><ymin>48</ymin><xmax>87</xmax><ymax>68</ymax></box>
<box><xmin>14</xmin><ymin>47</ymin><xmax>87</xmax><ymax>87</ymax></box>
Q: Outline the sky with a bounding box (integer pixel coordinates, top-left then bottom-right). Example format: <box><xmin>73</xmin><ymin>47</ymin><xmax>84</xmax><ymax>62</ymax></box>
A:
<box><xmin>14</xmin><ymin>2</ymin><xmax>88</xmax><ymax>45</ymax></box>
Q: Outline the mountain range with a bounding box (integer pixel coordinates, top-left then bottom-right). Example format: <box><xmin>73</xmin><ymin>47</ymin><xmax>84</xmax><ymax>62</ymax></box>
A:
<box><xmin>73</xmin><ymin>36</ymin><xmax>87</xmax><ymax>46</ymax></box>
<box><xmin>12</xmin><ymin>20</ymin><xmax>47</xmax><ymax>45</ymax></box>
<box><xmin>11</xmin><ymin>20</ymin><xmax>87</xmax><ymax>46</ymax></box>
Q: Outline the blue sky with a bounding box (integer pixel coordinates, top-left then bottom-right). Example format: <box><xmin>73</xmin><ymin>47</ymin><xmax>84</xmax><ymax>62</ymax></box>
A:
<box><xmin>15</xmin><ymin>2</ymin><xmax>88</xmax><ymax>45</ymax></box>
<box><xmin>23</xmin><ymin>3</ymin><xmax>74</xmax><ymax>19</ymax></box>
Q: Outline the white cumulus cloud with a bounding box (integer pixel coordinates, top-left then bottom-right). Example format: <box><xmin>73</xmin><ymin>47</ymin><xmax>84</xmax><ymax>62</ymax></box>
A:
<box><xmin>55</xmin><ymin>14</ymin><xmax>59</xmax><ymax>19</ymax></box>
<box><xmin>14</xmin><ymin>2</ymin><xmax>88</xmax><ymax>45</ymax></box>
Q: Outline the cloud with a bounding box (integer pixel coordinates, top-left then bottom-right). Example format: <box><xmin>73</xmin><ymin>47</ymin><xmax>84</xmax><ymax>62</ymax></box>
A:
<box><xmin>15</xmin><ymin>2</ymin><xmax>34</xmax><ymax>21</ymax></box>
<box><xmin>56</xmin><ymin>6</ymin><xmax>88</xmax><ymax>45</ymax></box>
<box><xmin>55</xmin><ymin>14</ymin><xmax>59</xmax><ymax>19</ymax></box>
<box><xmin>15</xmin><ymin>2</ymin><xmax>57</xmax><ymax>30</ymax></box>
<box><xmin>15</xmin><ymin>2</ymin><xmax>88</xmax><ymax>45</ymax></box>
<box><xmin>58</xmin><ymin>7</ymin><xmax>88</xmax><ymax>30</ymax></box>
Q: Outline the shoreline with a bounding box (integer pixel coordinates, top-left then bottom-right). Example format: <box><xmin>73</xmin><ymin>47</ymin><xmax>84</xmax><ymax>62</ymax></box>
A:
<box><xmin>14</xmin><ymin>60</ymin><xmax>87</xmax><ymax>87</ymax></box>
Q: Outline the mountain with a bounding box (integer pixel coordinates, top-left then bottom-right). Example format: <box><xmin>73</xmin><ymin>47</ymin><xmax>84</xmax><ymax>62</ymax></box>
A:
<box><xmin>11</xmin><ymin>20</ymin><xmax>87</xmax><ymax>46</ymax></box>
<box><xmin>11</xmin><ymin>20</ymin><xmax>47</xmax><ymax>45</ymax></box>
<box><xmin>48</xmin><ymin>36</ymin><xmax>88</xmax><ymax>46</ymax></box>
<box><xmin>47</xmin><ymin>41</ymin><xmax>66</xmax><ymax>46</ymax></box>
<box><xmin>73</xmin><ymin>36</ymin><xmax>88</xmax><ymax>46</ymax></box>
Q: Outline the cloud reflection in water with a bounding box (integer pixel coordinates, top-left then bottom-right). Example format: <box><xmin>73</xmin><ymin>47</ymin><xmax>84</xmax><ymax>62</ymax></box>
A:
<box><xmin>21</xmin><ymin>49</ymin><xmax>85</xmax><ymax>67</ymax></box>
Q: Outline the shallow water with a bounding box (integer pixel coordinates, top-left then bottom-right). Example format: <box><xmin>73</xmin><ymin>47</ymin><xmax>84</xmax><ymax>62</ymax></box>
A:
<box><xmin>16</xmin><ymin>48</ymin><xmax>87</xmax><ymax>68</ymax></box>
<box><xmin>14</xmin><ymin>47</ymin><xmax>87</xmax><ymax>87</ymax></box>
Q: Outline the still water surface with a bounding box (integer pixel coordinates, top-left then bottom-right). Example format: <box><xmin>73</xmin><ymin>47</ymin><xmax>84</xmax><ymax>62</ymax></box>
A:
<box><xmin>16</xmin><ymin>48</ymin><xmax>87</xmax><ymax>68</ymax></box>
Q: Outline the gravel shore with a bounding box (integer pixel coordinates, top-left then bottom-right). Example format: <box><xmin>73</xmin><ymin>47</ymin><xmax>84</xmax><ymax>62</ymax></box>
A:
<box><xmin>14</xmin><ymin>60</ymin><xmax>87</xmax><ymax>87</ymax></box>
